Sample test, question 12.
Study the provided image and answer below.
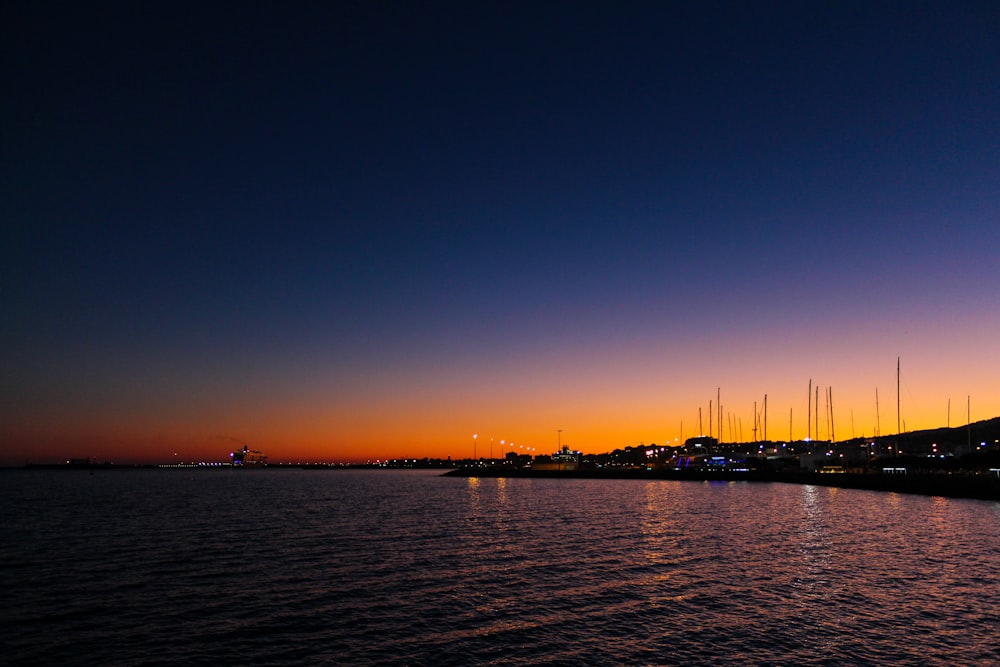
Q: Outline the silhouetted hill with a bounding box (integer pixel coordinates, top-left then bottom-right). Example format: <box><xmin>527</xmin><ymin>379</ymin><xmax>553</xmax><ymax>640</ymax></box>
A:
<box><xmin>839</xmin><ymin>416</ymin><xmax>1000</xmax><ymax>452</ymax></box>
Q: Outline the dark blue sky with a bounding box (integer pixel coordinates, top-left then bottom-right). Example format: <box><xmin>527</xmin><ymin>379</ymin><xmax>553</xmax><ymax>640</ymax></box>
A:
<box><xmin>3</xmin><ymin>2</ymin><xmax>998</xmax><ymax>462</ymax></box>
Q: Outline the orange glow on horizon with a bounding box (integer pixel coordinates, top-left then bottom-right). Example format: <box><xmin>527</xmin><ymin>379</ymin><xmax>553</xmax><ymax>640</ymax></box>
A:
<box><xmin>5</xmin><ymin>374</ymin><xmax>998</xmax><ymax>466</ymax></box>
<box><xmin>4</xmin><ymin>324</ymin><xmax>999</xmax><ymax>465</ymax></box>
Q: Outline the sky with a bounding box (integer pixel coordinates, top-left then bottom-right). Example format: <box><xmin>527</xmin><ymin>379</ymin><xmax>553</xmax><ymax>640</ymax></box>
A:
<box><xmin>2</xmin><ymin>1</ymin><xmax>998</xmax><ymax>464</ymax></box>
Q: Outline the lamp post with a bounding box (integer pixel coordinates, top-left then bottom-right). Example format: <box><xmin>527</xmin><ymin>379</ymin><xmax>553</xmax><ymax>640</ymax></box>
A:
<box><xmin>473</xmin><ymin>434</ymin><xmax>477</xmax><ymax>463</ymax></box>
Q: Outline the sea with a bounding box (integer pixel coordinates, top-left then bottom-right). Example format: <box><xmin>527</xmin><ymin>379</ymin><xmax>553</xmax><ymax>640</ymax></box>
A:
<box><xmin>2</xmin><ymin>468</ymin><xmax>998</xmax><ymax>666</ymax></box>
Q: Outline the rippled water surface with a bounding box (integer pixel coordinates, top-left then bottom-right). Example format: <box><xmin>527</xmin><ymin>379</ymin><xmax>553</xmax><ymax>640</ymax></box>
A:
<box><xmin>2</xmin><ymin>469</ymin><xmax>998</xmax><ymax>665</ymax></box>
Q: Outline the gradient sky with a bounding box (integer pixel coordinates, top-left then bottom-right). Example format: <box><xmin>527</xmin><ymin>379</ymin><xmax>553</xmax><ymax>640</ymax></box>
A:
<box><xmin>3</xmin><ymin>1</ymin><xmax>998</xmax><ymax>464</ymax></box>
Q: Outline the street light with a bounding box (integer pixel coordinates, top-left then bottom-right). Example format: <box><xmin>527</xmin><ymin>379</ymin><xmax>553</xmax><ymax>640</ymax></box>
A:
<box><xmin>473</xmin><ymin>434</ymin><xmax>478</xmax><ymax>462</ymax></box>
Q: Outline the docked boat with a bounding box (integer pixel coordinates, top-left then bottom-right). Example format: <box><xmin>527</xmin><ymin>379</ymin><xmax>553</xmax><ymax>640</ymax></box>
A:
<box><xmin>230</xmin><ymin>445</ymin><xmax>267</xmax><ymax>466</ymax></box>
<box><xmin>532</xmin><ymin>444</ymin><xmax>580</xmax><ymax>471</ymax></box>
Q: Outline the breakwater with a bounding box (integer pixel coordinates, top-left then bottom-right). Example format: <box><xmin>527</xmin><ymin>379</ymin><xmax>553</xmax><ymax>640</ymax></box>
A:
<box><xmin>444</xmin><ymin>467</ymin><xmax>1000</xmax><ymax>501</ymax></box>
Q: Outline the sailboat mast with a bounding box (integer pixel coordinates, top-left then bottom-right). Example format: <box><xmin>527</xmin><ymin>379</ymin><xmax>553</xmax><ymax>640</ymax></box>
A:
<box><xmin>827</xmin><ymin>387</ymin><xmax>837</xmax><ymax>442</ymax></box>
<box><xmin>825</xmin><ymin>387</ymin><xmax>830</xmax><ymax>440</ymax></box>
<box><xmin>764</xmin><ymin>394</ymin><xmax>767</xmax><ymax>442</ymax></box>
<box><xmin>807</xmin><ymin>379</ymin><xmax>812</xmax><ymax>440</ymax></box>
<box><xmin>896</xmin><ymin>357</ymin><xmax>900</xmax><ymax>440</ymax></box>
<box><xmin>815</xmin><ymin>386</ymin><xmax>820</xmax><ymax>441</ymax></box>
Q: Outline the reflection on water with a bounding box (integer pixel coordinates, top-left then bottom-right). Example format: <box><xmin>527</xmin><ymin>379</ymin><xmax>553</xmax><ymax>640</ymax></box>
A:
<box><xmin>1</xmin><ymin>470</ymin><xmax>998</xmax><ymax>666</ymax></box>
<box><xmin>797</xmin><ymin>484</ymin><xmax>832</xmax><ymax>591</ymax></box>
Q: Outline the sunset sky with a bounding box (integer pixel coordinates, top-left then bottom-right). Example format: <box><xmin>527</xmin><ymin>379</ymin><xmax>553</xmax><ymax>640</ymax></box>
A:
<box><xmin>3</xmin><ymin>2</ymin><xmax>998</xmax><ymax>464</ymax></box>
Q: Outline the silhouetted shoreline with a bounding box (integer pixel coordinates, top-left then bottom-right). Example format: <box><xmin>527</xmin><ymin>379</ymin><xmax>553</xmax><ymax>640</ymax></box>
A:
<box><xmin>10</xmin><ymin>459</ymin><xmax>999</xmax><ymax>501</ymax></box>
<box><xmin>444</xmin><ymin>467</ymin><xmax>1000</xmax><ymax>501</ymax></box>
